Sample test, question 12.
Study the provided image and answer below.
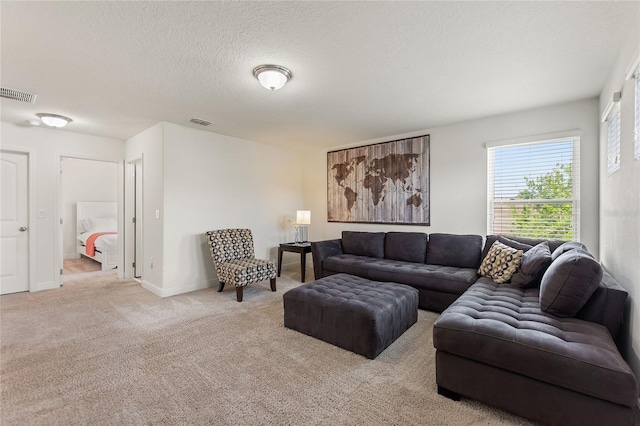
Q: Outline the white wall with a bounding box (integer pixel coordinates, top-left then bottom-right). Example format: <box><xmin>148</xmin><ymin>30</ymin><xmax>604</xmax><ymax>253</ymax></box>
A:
<box><xmin>125</xmin><ymin>123</ymin><xmax>165</xmax><ymax>291</ymax></box>
<box><xmin>304</xmin><ymin>98</ymin><xmax>600</xmax><ymax>254</ymax></box>
<box><xmin>125</xmin><ymin>122</ymin><xmax>305</xmax><ymax>297</ymax></box>
<box><xmin>0</xmin><ymin>123</ymin><xmax>124</xmax><ymax>290</ymax></box>
<box><xmin>599</xmin><ymin>27</ymin><xmax>640</xmax><ymax>378</ymax></box>
<box><xmin>160</xmin><ymin>122</ymin><xmax>304</xmax><ymax>296</ymax></box>
<box><xmin>61</xmin><ymin>158</ymin><xmax>118</xmax><ymax>259</ymax></box>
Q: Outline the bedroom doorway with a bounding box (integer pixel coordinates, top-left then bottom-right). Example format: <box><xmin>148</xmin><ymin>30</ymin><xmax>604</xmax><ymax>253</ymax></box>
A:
<box><xmin>125</xmin><ymin>158</ymin><xmax>143</xmax><ymax>280</ymax></box>
<box><xmin>60</xmin><ymin>157</ymin><xmax>119</xmax><ymax>280</ymax></box>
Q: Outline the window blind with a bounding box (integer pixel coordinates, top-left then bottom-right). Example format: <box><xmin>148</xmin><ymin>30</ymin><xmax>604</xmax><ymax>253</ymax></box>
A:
<box><xmin>487</xmin><ymin>137</ymin><xmax>580</xmax><ymax>241</ymax></box>
<box><xmin>607</xmin><ymin>104</ymin><xmax>621</xmax><ymax>175</ymax></box>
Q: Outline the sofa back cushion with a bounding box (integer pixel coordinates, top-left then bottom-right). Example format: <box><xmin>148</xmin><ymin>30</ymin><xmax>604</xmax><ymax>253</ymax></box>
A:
<box><xmin>540</xmin><ymin>249</ymin><xmax>603</xmax><ymax>317</ymax></box>
<box><xmin>510</xmin><ymin>241</ymin><xmax>552</xmax><ymax>288</ymax></box>
<box><xmin>384</xmin><ymin>232</ymin><xmax>427</xmax><ymax>263</ymax></box>
<box><xmin>482</xmin><ymin>235</ymin><xmax>532</xmax><ymax>260</ymax></box>
<box><xmin>551</xmin><ymin>241</ymin><xmax>588</xmax><ymax>261</ymax></box>
<box><xmin>341</xmin><ymin>231</ymin><xmax>385</xmax><ymax>258</ymax></box>
<box><xmin>503</xmin><ymin>236</ymin><xmax>566</xmax><ymax>254</ymax></box>
<box><xmin>426</xmin><ymin>233</ymin><xmax>483</xmax><ymax>269</ymax></box>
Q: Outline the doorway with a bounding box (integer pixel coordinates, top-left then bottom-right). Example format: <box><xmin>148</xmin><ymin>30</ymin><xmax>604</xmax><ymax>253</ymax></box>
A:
<box><xmin>125</xmin><ymin>158</ymin><xmax>143</xmax><ymax>279</ymax></box>
<box><xmin>59</xmin><ymin>157</ymin><xmax>119</xmax><ymax>280</ymax></box>
<box><xmin>0</xmin><ymin>150</ymin><xmax>30</xmax><ymax>294</ymax></box>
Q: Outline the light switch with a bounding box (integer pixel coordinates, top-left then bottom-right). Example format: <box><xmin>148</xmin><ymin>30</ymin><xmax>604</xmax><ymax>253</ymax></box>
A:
<box><xmin>155</xmin><ymin>210</ymin><xmax>160</xmax><ymax>219</ymax></box>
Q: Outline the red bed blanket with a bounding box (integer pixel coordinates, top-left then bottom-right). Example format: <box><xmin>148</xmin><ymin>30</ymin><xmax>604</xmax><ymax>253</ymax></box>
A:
<box><xmin>85</xmin><ymin>232</ymin><xmax>117</xmax><ymax>256</ymax></box>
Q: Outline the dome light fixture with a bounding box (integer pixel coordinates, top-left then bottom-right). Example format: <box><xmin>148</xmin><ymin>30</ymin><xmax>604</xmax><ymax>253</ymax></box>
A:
<box><xmin>36</xmin><ymin>113</ymin><xmax>72</xmax><ymax>128</ymax></box>
<box><xmin>253</xmin><ymin>65</ymin><xmax>292</xmax><ymax>91</ymax></box>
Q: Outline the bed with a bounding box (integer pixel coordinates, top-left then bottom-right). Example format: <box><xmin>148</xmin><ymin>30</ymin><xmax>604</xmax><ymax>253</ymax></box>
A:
<box><xmin>76</xmin><ymin>202</ymin><xmax>118</xmax><ymax>271</ymax></box>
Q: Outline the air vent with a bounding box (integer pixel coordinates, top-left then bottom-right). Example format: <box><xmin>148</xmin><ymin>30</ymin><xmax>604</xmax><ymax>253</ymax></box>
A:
<box><xmin>0</xmin><ymin>87</ymin><xmax>37</xmax><ymax>104</ymax></box>
<box><xmin>189</xmin><ymin>118</ymin><xmax>212</xmax><ymax>126</ymax></box>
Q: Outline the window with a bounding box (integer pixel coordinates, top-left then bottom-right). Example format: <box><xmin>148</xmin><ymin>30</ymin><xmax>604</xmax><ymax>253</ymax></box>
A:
<box><xmin>487</xmin><ymin>136</ymin><xmax>580</xmax><ymax>241</ymax></box>
<box><xmin>606</xmin><ymin>102</ymin><xmax>621</xmax><ymax>174</ymax></box>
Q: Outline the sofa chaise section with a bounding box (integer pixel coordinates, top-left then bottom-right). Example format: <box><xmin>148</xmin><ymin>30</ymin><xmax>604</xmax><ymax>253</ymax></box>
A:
<box><xmin>433</xmin><ymin>278</ymin><xmax>638</xmax><ymax>426</ymax></box>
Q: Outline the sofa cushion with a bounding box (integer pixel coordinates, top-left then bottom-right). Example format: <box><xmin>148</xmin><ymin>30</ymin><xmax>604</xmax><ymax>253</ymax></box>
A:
<box><xmin>384</xmin><ymin>232</ymin><xmax>427</xmax><ymax>263</ymax></box>
<box><xmin>478</xmin><ymin>241</ymin><xmax>524</xmax><ymax>284</ymax></box>
<box><xmin>551</xmin><ymin>241</ymin><xmax>588</xmax><ymax>261</ymax></box>
<box><xmin>322</xmin><ymin>254</ymin><xmax>477</xmax><ymax>295</ymax></box>
<box><xmin>505</xmin><ymin>236</ymin><xmax>566</xmax><ymax>254</ymax></box>
<box><xmin>510</xmin><ymin>241</ymin><xmax>552</xmax><ymax>288</ymax></box>
<box><xmin>482</xmin><ymin>235</ymin><xmax>532</xmax><ymax>260</ymax></box>
<box><xmin>426</xmin><ymin>233</ymin><xmax>483</xmax><ymax>269</ymax></box>
<box><xmin>341</xmin><ymin>231</ymin><xmax>385</xmax><ymax>258</ymax></box>
<box><xmin>433</xmin><ymin>279</ymin><xmax>638</xmax><ymax>407</ymax></box>
<box><xmin>540</xmin><ymin>249</ymin><xmax>603</xmax><ymax>317</ymax></box>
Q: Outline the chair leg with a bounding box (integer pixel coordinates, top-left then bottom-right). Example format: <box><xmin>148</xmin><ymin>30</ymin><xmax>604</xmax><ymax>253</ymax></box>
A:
<box><xmin>235</xmin><ymin>286</ymin><xmax>243</xmax><ymax>302</ymax></box>
<box><xmin>270</xmin><ymin>278</ymin><xmax>276</xmax><ymax>292</ymax></box>
<box><xmin>218</xmin><ymin>281</ymin><xmax>225</xmax><ymax>292</ymax></box>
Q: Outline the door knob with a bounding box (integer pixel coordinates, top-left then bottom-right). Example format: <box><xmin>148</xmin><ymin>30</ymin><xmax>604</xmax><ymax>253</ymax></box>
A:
<box><xmin>19</xmin><ymin>226</ymin><xmax>27</xmax><ymax>232</ymax></box>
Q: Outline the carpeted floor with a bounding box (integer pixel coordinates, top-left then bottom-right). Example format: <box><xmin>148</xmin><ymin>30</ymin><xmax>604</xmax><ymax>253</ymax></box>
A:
<box><xmin>0</xmin><ymin>270</ymin><xmax>537</xmax><ymax>425</ymax></box>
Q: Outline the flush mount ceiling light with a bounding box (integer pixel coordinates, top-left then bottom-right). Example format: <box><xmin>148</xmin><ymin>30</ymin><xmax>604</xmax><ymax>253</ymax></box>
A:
<box><xmin>36</xmin><ymin>113</ymin><xmax>72</xmax><ymax>128</ymax></box>
<box><xmin>253</xmin><ymin>65</ymin><xmax>292</xmax><ymax>91</ymax></box>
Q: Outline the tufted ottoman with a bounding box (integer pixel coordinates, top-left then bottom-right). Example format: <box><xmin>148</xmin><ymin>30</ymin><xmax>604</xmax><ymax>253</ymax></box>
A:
<box><xmin>283</xmin><ymin>273</ymin><xmax>418</xmax><ymax>359</ymax></box>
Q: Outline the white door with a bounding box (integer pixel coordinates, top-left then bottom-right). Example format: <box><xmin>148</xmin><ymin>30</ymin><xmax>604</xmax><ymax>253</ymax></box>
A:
<box><xmin>0</xmin><ymin>151</ymin><xmax>29</xmax><ymax>294</ymax></box>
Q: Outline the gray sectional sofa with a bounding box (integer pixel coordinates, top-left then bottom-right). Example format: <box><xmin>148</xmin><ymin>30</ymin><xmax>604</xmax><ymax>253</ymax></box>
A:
<box><xmin>311</xmin><ymin>231</ymin><xmax>638</xmax><ymax>426</ymax></box>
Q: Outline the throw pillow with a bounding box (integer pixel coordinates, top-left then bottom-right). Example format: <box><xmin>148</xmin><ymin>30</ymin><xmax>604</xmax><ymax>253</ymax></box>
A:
<box><xmin>510</xmin><ymin>242</ymin><xmax>552</xmax><ymax>288</ymax></box>
<box><xmin>478</xmin><ymin>241</ymin><xmax>524</xmax><ymax>284</ymax></box>
<box><xmin>540</xmin><ymin>249</ymin><xmax>603</xmax><ymax>317</ymax></box>
<box><xmin>482</xmin><ymin>235</ymin><xmax>532</xmax><ymax>260</ymax></box>
<box><xmin>550</xmin><ymin>241</ymin><xmax>588</xmax><ymax>261</ymax></box>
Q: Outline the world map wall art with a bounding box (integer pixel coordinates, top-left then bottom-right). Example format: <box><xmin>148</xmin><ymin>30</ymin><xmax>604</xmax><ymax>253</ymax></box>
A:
<box><xmin>327</xmin><ymin>135</ymin><xmax>430</xmax><ymax>225</ymax></box>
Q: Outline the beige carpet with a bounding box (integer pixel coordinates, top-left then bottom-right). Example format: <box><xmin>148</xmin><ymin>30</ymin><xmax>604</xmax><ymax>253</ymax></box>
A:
<box><xmin>0</xmin><ymin>270</ymin><xmax>537</xmax><ymax>425</ymax></box>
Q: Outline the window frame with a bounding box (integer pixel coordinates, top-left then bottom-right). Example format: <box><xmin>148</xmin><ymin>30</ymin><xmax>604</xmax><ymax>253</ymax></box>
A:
<box><xmin>486</xmin><ymin>132</ymin><xmax>581</xmax><ymax>241</ymax></box>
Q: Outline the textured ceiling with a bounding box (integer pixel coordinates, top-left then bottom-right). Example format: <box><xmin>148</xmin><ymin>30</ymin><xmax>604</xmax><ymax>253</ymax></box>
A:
<box><xmin>1</xmin><ymin>1</ymin><xmax>638</xmax><ymax>150</ymax></box>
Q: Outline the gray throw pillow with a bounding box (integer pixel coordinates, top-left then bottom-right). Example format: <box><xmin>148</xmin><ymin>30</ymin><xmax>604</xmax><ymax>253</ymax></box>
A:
<box><xmin>540</xmin><ymin>249</ymin><xmax>603</xmax><ymax>317</ymax></box>
<box><xmin>510</xmin><ymin>242</ymin><xmax>552</xmax><ymax>288</ymax></box>
<box><xmin>550</xmin><ymin>241</ymin><xmax>588</xmax><ymax>261</ymax></box>
<box><xmin>482</xmin><ymin>235</ymin><xmax>532</xmax><ymax>260</ymax></box>
<box><xmin>341</xmin><ymin>231</ymin><xmax>385</xmax><ymax>258</ymax></box>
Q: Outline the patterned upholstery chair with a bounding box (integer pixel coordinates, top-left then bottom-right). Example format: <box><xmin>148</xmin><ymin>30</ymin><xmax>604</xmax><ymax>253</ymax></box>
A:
<box><xmin>205</xmin><ymin>229</ymin><xmax>277</xmax><ymax>302</ymax></box>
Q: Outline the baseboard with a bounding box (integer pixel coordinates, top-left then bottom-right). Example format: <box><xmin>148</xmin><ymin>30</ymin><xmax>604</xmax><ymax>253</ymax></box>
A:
<box><xmin>31</xmin><ymin>281</ymin><xmax>57</xmax><ymax>292</ymax></box>
<box><xmin>141</xmin><ymin>278</ymin><xmax>216</xmax><ymax>298</ymax></box>
<box><xmin>141</xmin><ymin>280</ymin><xmax>162</xmax><ymax>297</ymax></box>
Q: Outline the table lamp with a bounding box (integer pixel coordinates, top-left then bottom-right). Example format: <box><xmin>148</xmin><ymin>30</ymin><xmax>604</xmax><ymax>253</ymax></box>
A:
<box><xmin>296</xmin><ymin>210</ymin><xmax>311</xmax><ymax>243</ymax></box>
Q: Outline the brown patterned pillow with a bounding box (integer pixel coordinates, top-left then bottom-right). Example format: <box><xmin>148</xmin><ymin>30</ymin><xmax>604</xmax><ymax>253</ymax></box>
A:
<box><xmin>478</xmin><ymin>241</ymin><xmax>524</xmax><ymax>284</ymax></box>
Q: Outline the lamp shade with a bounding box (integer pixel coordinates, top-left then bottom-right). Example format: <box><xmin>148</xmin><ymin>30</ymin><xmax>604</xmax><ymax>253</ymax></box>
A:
<box><xmin>253</xmin><ymin>65</ymin><xmax>292</xmax><ymax>91</ymax></box>
<box><xmin>296</xmin><ymin>210</ymin><xmax>311</xmax><ymax>225</ymax></box>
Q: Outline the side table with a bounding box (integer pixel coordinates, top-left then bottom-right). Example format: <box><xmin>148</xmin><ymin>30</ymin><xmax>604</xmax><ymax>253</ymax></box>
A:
<box><xmin>278</xmin><ymin>242</ymin><xmax>312</xmax><ymax>282</ymax></box>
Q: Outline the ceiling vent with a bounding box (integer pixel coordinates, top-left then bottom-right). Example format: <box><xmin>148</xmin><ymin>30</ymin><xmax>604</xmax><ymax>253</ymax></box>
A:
<box><xmin>189</xmin><ymin>118</ymin><xmax>212</xmax><ymax>126</ymax></box>
<box><xmin>1</xmin><ymin>87</ymin><xmax>37</xmax><ymax>104</ymax></box>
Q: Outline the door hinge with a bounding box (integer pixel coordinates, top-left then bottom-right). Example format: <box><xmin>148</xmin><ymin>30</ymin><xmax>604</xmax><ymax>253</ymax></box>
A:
<box><xmin>60</xmin><ymin>218</ymin><xmax>63</xmax><ymax>225</ymax></box>
<box><xmin>60</xmin><ymin>268</ymin><xmax>63</xmax><ymax>275</ymax></box>
<box><xmin>132</xmin><ymin>217</ymin><xmax>136</xmax><ymax>223</ymax></box>
<box><xmin>132</xmin><ymin>262</ymin><xmax>136</xmax><ymax>268</ymax></box>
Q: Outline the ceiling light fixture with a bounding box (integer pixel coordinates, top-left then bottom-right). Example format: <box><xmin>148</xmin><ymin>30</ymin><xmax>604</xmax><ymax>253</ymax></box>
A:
<box><xmin>36</xmin><ymin>113</ymin><xmax>72</xmax><ymax>128</ymax></box>
<box><xmin>253</xmin><ymin>65</ymin><xmax>292</xmax><ymax>91</ymax></box>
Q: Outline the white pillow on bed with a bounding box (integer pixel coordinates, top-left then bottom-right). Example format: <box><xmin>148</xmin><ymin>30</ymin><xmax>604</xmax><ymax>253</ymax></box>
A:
<box><xmin>84</xmin><ymin>217</ymin><xmax>117</xmax><ymax>233</ymax></box>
